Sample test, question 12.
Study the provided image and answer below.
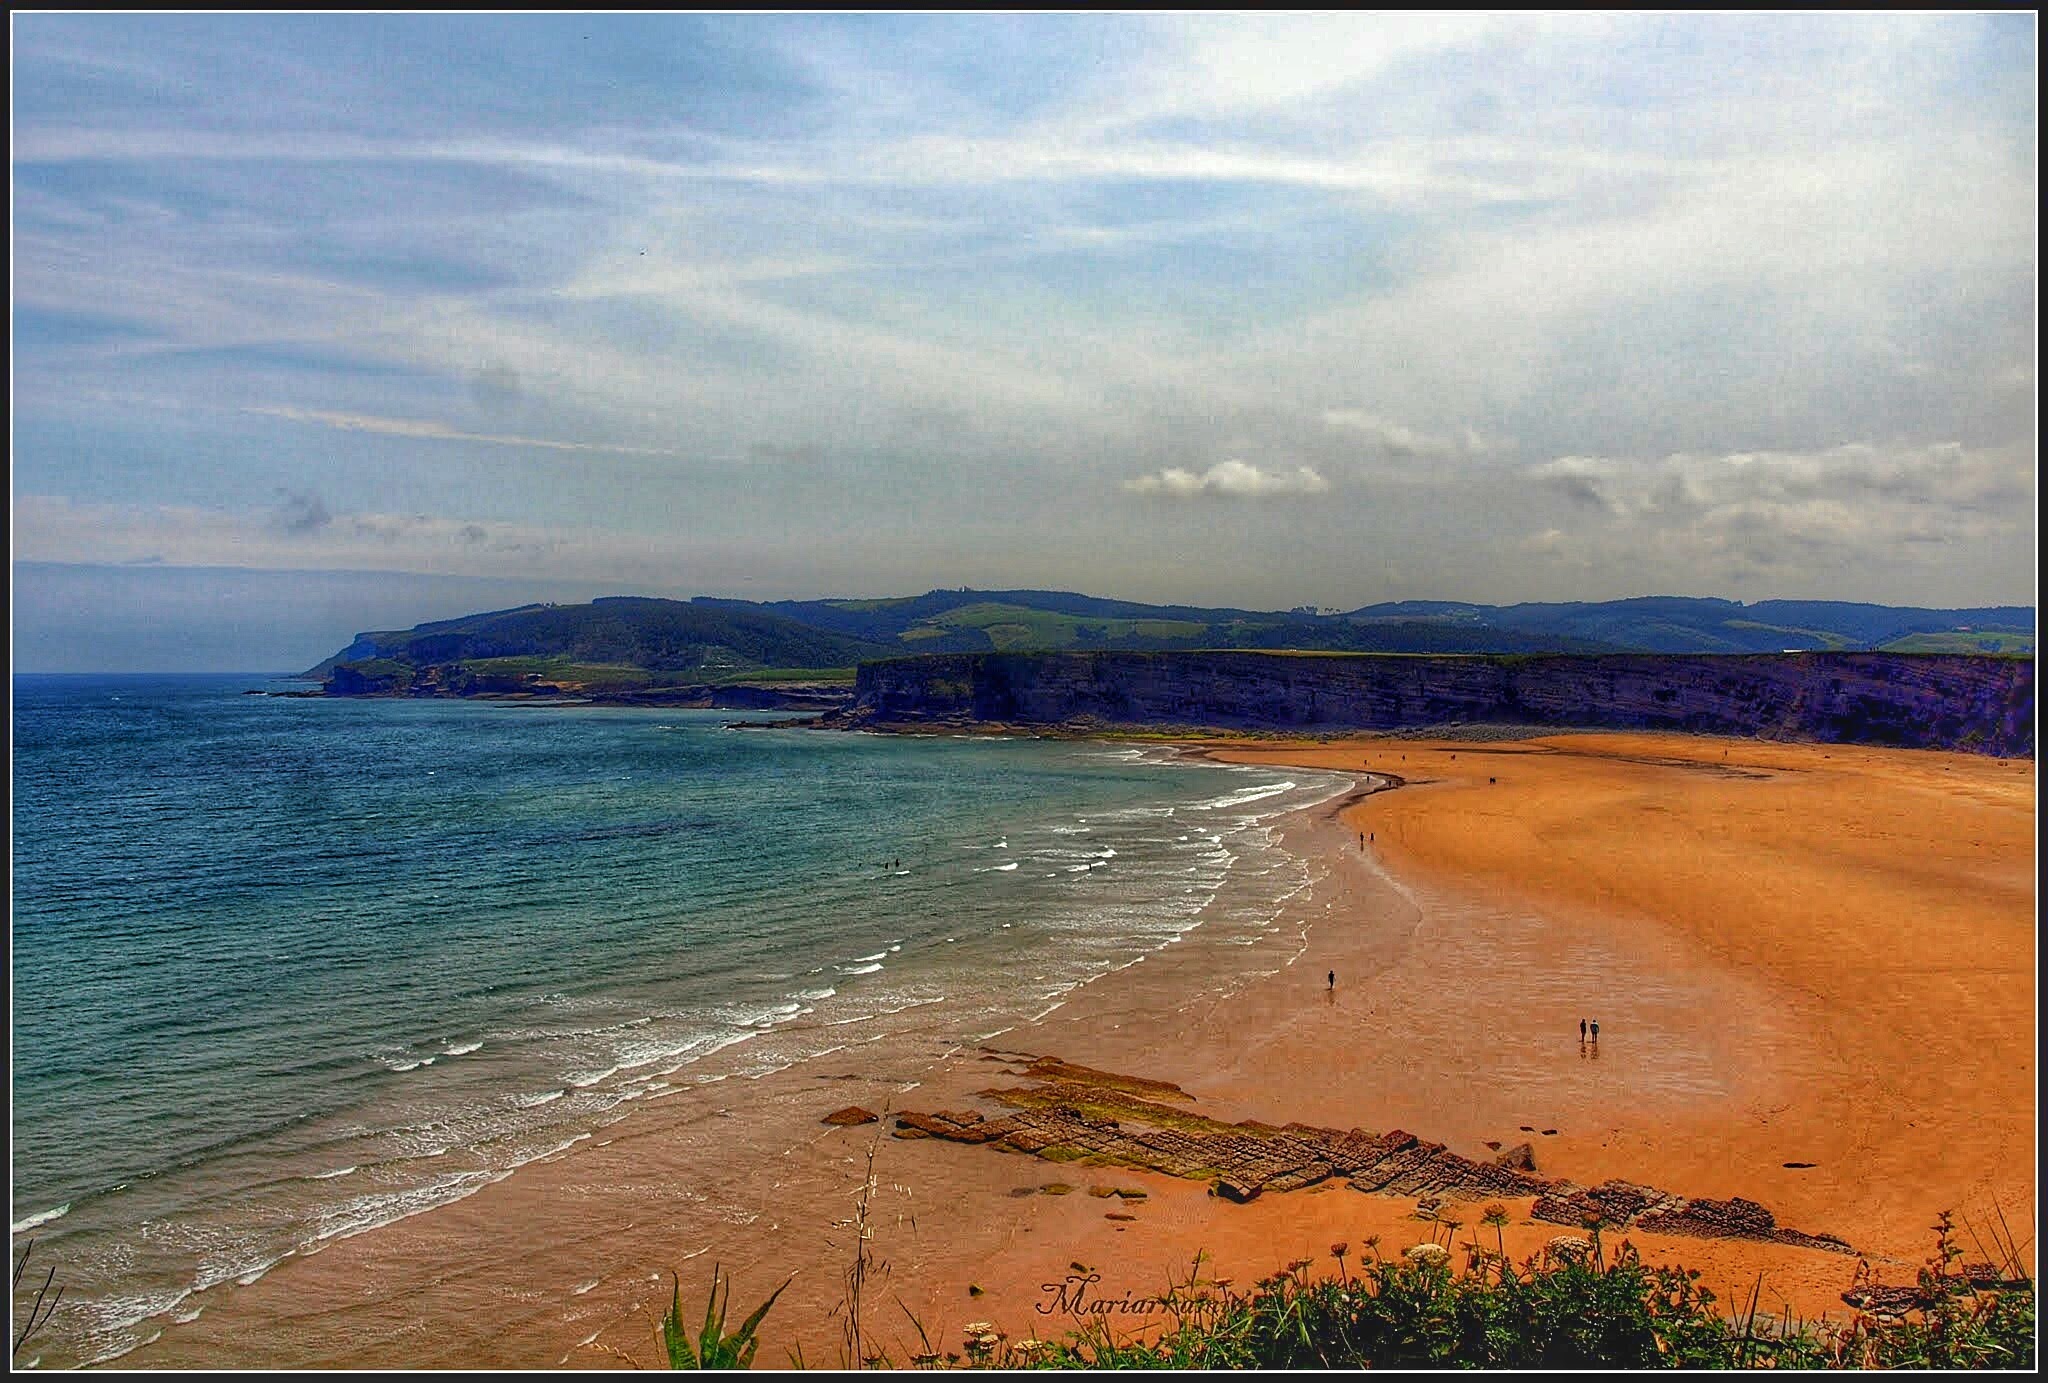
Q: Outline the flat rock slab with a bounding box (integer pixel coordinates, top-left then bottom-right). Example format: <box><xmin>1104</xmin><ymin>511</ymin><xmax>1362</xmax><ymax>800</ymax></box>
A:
<box><xmin>896</xmin><ymin>1051</ymin><xmax>1853</xmax><ymax>1255</ymax></box>
<box><xmin>822</xmin><ymin>1106</ymin><xmax>880</xmax><ymax>1126</ymax></box>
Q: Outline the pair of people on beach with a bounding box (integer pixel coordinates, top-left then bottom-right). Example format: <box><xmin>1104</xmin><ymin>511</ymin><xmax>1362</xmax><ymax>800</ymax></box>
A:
<box><xmin>1579</xmin><ymin>1018</ymin><xmax>1599</xmax><ymax>1042</ymax></box>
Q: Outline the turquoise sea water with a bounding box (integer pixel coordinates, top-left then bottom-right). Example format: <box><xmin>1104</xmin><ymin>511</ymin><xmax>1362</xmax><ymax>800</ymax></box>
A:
<box><xmin>9</xmin><ymin>675</ymin><xmax>1348</xmax><ymax>1366</ymax></box>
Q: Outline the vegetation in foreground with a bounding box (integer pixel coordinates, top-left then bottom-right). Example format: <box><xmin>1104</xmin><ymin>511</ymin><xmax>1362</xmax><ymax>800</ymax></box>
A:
<box><xmin>662</xmin><ymin>1211</ymin><xmax>2035</xmax><ymax>1370</ymax></box>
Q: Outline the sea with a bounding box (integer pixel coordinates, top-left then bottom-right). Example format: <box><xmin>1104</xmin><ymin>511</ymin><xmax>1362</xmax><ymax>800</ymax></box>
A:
<box><xmin>8</xmin><ymin>674</ymin><xmax>1351</xmax><ymax>1368</ymax></box>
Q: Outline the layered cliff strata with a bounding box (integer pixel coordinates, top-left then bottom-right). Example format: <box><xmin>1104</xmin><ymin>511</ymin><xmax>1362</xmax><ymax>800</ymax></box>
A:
<box><xmin>844</xmin><ymin>651</ymin><xmax>2032</xmax><ymax>755</ymax></box>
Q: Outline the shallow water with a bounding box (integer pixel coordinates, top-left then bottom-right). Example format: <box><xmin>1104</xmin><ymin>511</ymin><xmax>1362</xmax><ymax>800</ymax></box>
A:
<box><xmin>9</xmin><ymin>675</ymin><xmax>1349</xmax><ymax>1368</ymax></box>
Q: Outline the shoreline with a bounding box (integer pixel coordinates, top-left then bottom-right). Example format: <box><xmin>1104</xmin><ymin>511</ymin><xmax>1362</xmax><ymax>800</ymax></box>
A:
<box><xmin>107</xmin><ymin>739</ymin><xmax>1352</xmax><ymax>1369</ymax></box>
<box><xmin>113</xmin><ymin>729</ymin><xmax>2033</xmax><ymax>1368</ymax></box>
<box><xmin>865</xmin><ymin>730</ymin><xmax>2031</xmax><ymax>1361</ymax></box>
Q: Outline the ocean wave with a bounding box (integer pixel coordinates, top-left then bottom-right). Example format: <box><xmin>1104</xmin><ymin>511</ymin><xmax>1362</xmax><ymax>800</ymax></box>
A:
<box><xmin>308</xmin><ymin>1169</ymin><xmax>499</xmax><ymax>1252</ymax></box>
<box><xmin>822</xmin><ymin>993</ymin><xmax>944</xmax><ymax>1026</ymax></box>
<box><xmin>309</xmin><ymin>1165</ymin><xmax>357</xmax><ymax>1180</ymax></box>
<box><xmin>12</xmin><ymin>1202</ymin><xmax>71</xmax><ymax>1233</ymax></box>
<box><xmin>443</xmin><ymin>1041</ymin><xmax>483</xmax><ymax>1056</ymax></box>
<box><xmin>1193</xmin><ymin>779</ymin><xmax>1296</xmax><ymax>811</ymax></box>
<box><xmin>840</xmin><ymin>962</ymin><xmax>883</xmax><ymax>976</ymax></box>
<box><xmin>974</xmin><ymin>861</ymin><xmax>1019</xmax><ymax>873</ymax></box>
<box><xmin>513</xmin><ymin>1089</ymin><xmax>564</xmax><ymax>1108</ymax></box>
<box><xmin>531</xmin><ymin>1132</ymin><xmax>593</xmax><ymax>1161</ymax></box>
<box><xmin>75</xmin><ymin>1284</ymin><xmax>195</xmax><ymax>1355</ymax></box>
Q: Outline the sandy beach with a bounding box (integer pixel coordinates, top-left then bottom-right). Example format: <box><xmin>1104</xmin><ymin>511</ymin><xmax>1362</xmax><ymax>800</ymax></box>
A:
<box><xmin>128</xmin><ymin>730</ymin><xmax>2034</xmax><ymax>1369</ymax></box>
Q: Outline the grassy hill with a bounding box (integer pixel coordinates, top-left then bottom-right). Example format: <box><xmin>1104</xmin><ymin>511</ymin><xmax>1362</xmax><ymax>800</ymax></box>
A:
<box><xmin>693</xmin><ymin>589</ymin><xmax>2031</xmax><ymax>657</ymax></box>
<box><xmin>310</xmin><ymin>597</ymin><xmax>891</xmax><ymax>693</ymax></box>
<box><xmin>312</xmin><ymin>589</ymin><xmax>2034</xmax><ymax>697</ymax></box>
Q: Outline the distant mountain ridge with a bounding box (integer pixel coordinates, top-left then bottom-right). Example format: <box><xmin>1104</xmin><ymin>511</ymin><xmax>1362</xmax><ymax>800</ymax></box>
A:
<box><xmin>693</xmin><ymin>590</ymin><xmax>2032</xmax><ymax>656</ymax></box>
<box><xmin>309</xmin><ymin>588</ymin><xmax>2034</xmax><ymax>697</ymax></box>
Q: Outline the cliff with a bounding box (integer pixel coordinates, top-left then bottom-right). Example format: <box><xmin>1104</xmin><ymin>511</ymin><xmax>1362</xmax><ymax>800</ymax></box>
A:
<box><xmin>844</xmin><ymin>651</ymin><xmax>2034</xmax><ymax>756</ymax></box>
<box><xmin>323</xmin><ymin>658</ymin><xmax>851</xmax><ymax>710</ymax></box>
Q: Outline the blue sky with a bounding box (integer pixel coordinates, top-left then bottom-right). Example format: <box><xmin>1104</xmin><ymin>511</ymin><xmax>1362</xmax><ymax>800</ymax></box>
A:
<box><xmin>11</xmin><ymin>13</ymin><xmax>2037</xmax><ymax>670</ymax></box>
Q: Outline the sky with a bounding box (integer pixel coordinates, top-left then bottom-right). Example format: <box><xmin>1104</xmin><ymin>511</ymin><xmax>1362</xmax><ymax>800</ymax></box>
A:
<box><xmin>10</xmin><ymin>12</ymin><xmax>2039</xmax><ymax>671</ymax></box>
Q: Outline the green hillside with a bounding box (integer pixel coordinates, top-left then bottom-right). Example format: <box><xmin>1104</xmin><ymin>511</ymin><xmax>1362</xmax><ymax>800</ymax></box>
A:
<box><xmin>311</xmin><ymin>597</ymin><xmax>888</xmax><ymax>693</ymax></box>
<box><xmin>692</xmin><ymin>589</ymin><xmax>2033</xmax><ymax>657</ymax></box>
<box><xmin>312</xmin><ymin>588</ymin><xmax>2035</xmax><ymax>698</ymax></box>
<box><xmin>897</xmin><ymin>601</ymin><xmax>1214</xmax><ymax>650</ymax></box>
<box><xmin>1880</xmin><ymin>631</ymin><xmax>2034</xmax><ymax>655</ymax></box>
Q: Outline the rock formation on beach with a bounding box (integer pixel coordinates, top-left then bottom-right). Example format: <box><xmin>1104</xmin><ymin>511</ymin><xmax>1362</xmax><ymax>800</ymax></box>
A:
<box><xmin>891</xmin><ymin>1054</ymin><xmax>1854</xmax><ymax>1254</ymax></box>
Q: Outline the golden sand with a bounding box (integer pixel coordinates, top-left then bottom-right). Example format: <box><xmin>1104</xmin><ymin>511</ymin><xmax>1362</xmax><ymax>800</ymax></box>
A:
<box><xmin>130</xmin><ymin>732</ymin><xmax>2034</xmax><ymax>1368</ymax></box>
<box><xmin>1217</xmin><ymin>732</ymin><xmax>2035</xmax><ymax>1258</ymax></box>
<box><xmin>874</xmin><ymin>732</ymin><xmax>2035</xmax><ymax>1360</ymax></box>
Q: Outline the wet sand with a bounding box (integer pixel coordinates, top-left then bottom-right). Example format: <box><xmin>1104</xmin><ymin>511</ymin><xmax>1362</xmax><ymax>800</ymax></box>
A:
<box><xmin>130</xmin><ymin>731</ymin><xmax>2034</xmax><ymax>1368</ymax></box>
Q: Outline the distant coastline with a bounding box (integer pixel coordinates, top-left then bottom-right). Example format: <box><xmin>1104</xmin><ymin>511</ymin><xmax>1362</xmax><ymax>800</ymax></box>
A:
<box><xmin>310</xmin><ymin>647</ymin><xmax>2036</xmax><ymax>759</ymax></box>
<box><xmin>297</xmin><ymin>589</ymin><xmax>2034</xmax><ymax>755</ymax></box>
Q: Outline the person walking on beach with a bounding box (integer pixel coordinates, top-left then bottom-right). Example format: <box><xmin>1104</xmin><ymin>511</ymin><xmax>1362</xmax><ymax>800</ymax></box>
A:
<box><xmin>1590</xmin><ymin>1020</ymin><xmax>1599</xmax><ymax>1043</ymax></box>
<box><xmin>1328</xmin><ymin>970</ymin><xmax>1336</xmax><ymax>991</ymax></box>
<box><xmin>1579</xmin><ymin>1018</ymin><xmax>1587</xmax><ymax>1042</ymax></box>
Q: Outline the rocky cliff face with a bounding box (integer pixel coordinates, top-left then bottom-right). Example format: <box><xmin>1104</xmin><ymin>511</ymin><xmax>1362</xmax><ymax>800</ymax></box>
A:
<box><xmin>848</xmin><ymin>651</ymin><xmax>2033</xmax><ymax>755</ymax></box>
<box><xmin>322</xmin><ymin>660</ymin><xmax>852</xmax><ymax>710</ymax></box>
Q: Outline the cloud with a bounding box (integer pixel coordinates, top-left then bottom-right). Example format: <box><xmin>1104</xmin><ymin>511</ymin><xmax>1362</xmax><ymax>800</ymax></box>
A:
<box><xmin>1321</xmin><ymin>409</ymin><xmax>1487</xmax><ymax>458</ymax></box>
<box><xmin>15</xmin><ymin>493</ymin><xmax>562</xmax><ymax>576</ymax></box>
<box><xmin>276</xmin><ymin>488</ymin><xmax>332</xmax><ymax>534</ymax></box>
<box><xmin>1125</xmin><ymin>460</ymin><xmax>1331</xmax><ymax>498</ymax></box>
<box><xmin>8</xmin><ymin>16</ymin><xmax>2036</xmax><ymax>622</ymax></box>
<box><xmin>246</xmin><ymin>406</ymin><xmax>688</xmax><ymax>458</ymax></box>
<box><xmin>1521</xmin><ymin>441</ymin><xmax>2034</xmax><ymax>579</ymax></box>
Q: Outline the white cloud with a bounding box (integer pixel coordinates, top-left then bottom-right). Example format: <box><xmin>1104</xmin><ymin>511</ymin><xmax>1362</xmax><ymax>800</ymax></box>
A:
<box><xmin>1125</xmin><ymin>460</ymin><xmax>1331</xmax><ymax>498</ymax></box>
<box><xmin>1521</xmin><ymin>441</ymin><xmax>2035</xmax><ymax>580</ymax></box>
<box><xmin>9</xmin><ymin>15</ymin><xmax>2036</xmax><ymax>618</ymax></box>
<box><xmin>246</xmin><ymin>407</ymin><xmax>690</xmax><ymax>458</ymax></box>
<box><xmin>1063</xmin><ymin>14</ymin><xmax>1583</xmax><ymax>132</ymax></box>
<box><xmin>1322</xmin><ymin>409</ymin><xmax>1487</xmax><ymax>458</ymax></box>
